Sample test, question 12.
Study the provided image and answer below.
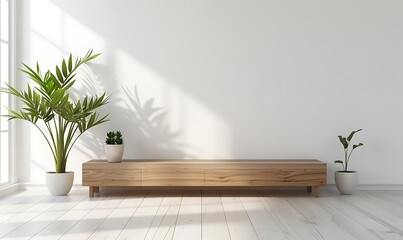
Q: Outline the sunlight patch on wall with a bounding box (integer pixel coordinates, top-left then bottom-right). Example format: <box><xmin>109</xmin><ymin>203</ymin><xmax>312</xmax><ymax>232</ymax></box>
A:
<box><xmin>31</xmin><ymin>1</ymin><xmax>62</xmax><ymax>49</ymax></box>
<box><xmin>63</xmin><ymin>10</ymin><xmax>107</xmax><ymax>59</ymax></box>
<box><xmin>30</xmin><ymin>0</ymin><xmax>106</xmax><ymax>73</ymax></box>
<box><xmin>115</xmin><ymin>49</ymin><xmax>232</xmax><ymax>158</ymax></box>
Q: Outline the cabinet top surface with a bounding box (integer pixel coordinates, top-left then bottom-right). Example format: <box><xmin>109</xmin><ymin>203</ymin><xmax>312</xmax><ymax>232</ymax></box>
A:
<box><xmin>84</xmin><ymin>159</ymin><xmax>325</xmax><ymax>165</ymax></box>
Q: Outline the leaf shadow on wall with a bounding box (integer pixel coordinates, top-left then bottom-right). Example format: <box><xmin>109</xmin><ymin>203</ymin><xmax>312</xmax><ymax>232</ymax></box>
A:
<box><xmin>121</xmin><ymin>85</ymin><xmax>190</xmax><ymax>159</ymax></box>
<box><xmin>67</xmin><ymin>62</ymin><xmax>115</xmax><ymax>160</ymax></box>
<box><xmin>68</xmin><ymin>61</ymin><xmax>189</xmax><ymax>159</ymax></box>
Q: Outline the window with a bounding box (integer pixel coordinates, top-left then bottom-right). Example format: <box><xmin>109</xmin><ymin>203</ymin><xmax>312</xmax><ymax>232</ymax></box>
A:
<box><xmin>0</xmin><ymin>0</ymin><xmax>11</xmax><ymax>186</ymax></box>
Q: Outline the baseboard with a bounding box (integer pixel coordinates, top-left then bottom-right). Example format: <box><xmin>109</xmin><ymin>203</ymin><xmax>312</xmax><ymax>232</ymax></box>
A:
<box><xmin>355</xmin><ymin>184</ymin><xmax>403</xmax><ymax>190</ymax></box>
<box><xmin>0</xmin><ymin>183</ymin><xmax>21</xmax><ymax>197</ymax></box>
<box><xmin>323</xmin><ymin>184</ymin><xmax>403</xmax><ymax>191</ymax></box>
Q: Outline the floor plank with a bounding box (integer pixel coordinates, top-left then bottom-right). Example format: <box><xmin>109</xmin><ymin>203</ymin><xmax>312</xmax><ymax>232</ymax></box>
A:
<box><xmin>239</xmin><ymin>190</ymin><xmax>288</xmax><ymax>240</ymax></box>
<box><xmin>0</xmin><ymin>189</ymin><xmax>86</xmax><ymax>239</ymax></box>
<box><xmin>172</xmin><ymin>190</ymin><xmax>202</xmax><ymax>240</ymax></box>
<box><xmin>32</xmin><ymin>192</ymin><xmax>111</xmax><ymax>240</ymax></box>
<box><xmin>220</xmin><ymin>190</ymin><xmax>259</xmax><ymax>240</ymax></box>
<box><xmin>117</xmin><ymin>191</ymin><xmax>165</xmax><ymax>240</ymax></box>
<box><xmin>59</xmin><ymin>191</ymin><xmax>127</xmax><ymax>240</ymax></box>
<box><xmin>259</xmin><ymin>190</ymin><xmax>324</xmax><ymax>240</ymax></box>
<box><xmin>285</xmin><ymin>196</ymin><xmax>356</xmax><ymax>240</ymax></box>
<box><xmin>321</xmin><ymin>192</ymin><xmax>403</xmax><ymax>240</ymax></box>
<box><xmin>0</xmin><ymin>210</ymin><xmax>43</xmax><ymax>238</ymax></box>
<box><xmin>0</xmin><ymin>187</ymin><xmax>46</xmax><ymax>213</ymax></box>
<box><xmin>0</xmin><ymin>189</ymin><xmax>51</xmax><ymax>214</ymax></box>
<box><xmin>145</xmin><ymin>191</ymin><xmax>182</xmax><ymax>240</ymax></box>
<box><xmin>340</xmin><ymin>191</ymin><xmax>403</xmax><ymax>238</ymax></box>
<box><xmin>2</xmin><ymin>210</ymin><xmax>66</xmax><ymax>240</ymax></box>
<box><xmin>1</xmin><ymin>187</ymin><xmax>403</xmax><ymax>240</ymax></box>
<box><xmin>202</xmin><ymin>190</ymin><xmax>231</xmax><ymax>240</ymax></box>
<box><xmin>86</xmin><ymin>191</ymin><xmax>146</xmax><ymax>240</ymax></box>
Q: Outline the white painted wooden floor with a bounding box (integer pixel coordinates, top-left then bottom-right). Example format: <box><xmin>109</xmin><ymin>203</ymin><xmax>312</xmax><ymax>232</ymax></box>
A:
<box><xmin>1</xmin><ymin>186</ymin><xmax>403</xmax><ymax>240</ymax></box>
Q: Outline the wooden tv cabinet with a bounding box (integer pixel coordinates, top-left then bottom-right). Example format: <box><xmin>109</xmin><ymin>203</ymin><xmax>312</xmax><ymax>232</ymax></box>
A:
<box><xmin>82</xmin><ymin>159</ymin><xmax>327</xmax><ymax>197</ymax></box>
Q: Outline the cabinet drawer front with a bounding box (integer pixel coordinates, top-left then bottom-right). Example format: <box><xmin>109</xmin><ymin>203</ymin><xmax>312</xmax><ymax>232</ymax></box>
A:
<box><xmin>267</xmin><ymin>169</ymin><xmax>326</xmax><ymax>186</ymax></box>
<box><xmin>205</xmin><ymin>169</ymin><xmax>266</xmax><ymax>186</ymax></box>
<box><xmin>82</xmin><ymin>169</ymin><xmax>141</xmax><ymax>186</ymax></box>
<box><xmin>142</xmin><ymin>168</ymin><xmax>204</xmax><ymax>186</ymax></box>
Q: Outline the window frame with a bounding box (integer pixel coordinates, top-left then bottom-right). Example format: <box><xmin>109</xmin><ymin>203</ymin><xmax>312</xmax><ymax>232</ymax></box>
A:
<box><xmin>0</xmin><ymin>0</ymin><xmax>17</xmax><ymax>187</ymax></box>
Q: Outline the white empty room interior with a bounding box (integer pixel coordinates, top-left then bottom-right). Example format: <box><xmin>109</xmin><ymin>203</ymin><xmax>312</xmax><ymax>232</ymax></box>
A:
<box><xmin>1</xmin><ymin>0</ymin><xmax>403</xmax><ymax>239</ymax></box>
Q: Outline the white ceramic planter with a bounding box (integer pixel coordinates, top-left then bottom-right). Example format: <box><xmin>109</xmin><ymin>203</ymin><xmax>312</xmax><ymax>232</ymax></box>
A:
<box><xmin>45</xmin><ymin>172</ymin><xmax>74</xmax><ymax>196</ymax></box>
<box><xmin>105</xmin><ymin>144</ymin><xmax>124</xmax><ymax>163</ymax></box>
<box><xmin>335</xmin><ymin>171</ymin><xmax>358</xmax><ymax>195</ymax></box>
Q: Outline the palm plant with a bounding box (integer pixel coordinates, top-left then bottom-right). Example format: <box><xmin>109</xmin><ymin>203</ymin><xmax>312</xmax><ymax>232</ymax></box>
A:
<box><xmin>2</xmin><ymin>50</ymin><xmax>109</xmax><ymax>173</ymax></box>
<box><xmin>334</xmin><ymin>129</ymin><xmax>364</xmax><ymax>171</ymax></box>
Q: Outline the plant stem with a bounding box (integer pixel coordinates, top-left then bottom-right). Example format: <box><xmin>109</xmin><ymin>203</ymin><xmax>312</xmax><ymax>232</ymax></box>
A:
<box><xmin>55</xmin><ymin>115</ymin><xmax>67</xmax><ymax>173</ymax></box>
<box><xmin>344</xmin><ymin>148</ymin><xmax>348</xmax><ymax>171</ymax></box>
<box><xmin>346</xmin><ymin>148</ymin><xmax>355</xmax><ymax>172</ymax></box>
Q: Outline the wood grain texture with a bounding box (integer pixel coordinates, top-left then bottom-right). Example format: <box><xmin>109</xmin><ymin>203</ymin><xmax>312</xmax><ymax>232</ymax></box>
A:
<box><xmin>205</xmin><ymin>169</ymin><xmax>267</xmax><ymax>186</ymax></box>
<box><xmin>84</xmin><ymin>159</ymin><xmax>325</xmax><ymax>170</ymax></box>
<box><xmin>82</xmin><ymin>169</ymin><xmax>141</xmax><ymax>186</ymax></box>
<box><xmin>82</xmin><ymin>159</ymin><xmax>327</xmax><ymax>197</ymax></box>
<box><xmin>266</xmin><ymin>169</ymin><xmax>326</xmax><ymax>186</ymax></box>
<box><xmin>142</xmin><ymin>168</ymin><xmax>204</xmax><ymax>186</ymax></box>
<box><xmin>312</xmin><ymin>186</ymin><xmax>320</xmax><ymax>197</ymax></box>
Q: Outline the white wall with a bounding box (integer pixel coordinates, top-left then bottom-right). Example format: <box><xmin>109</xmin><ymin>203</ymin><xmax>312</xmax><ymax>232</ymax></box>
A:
<box><xmin>15</xmin><ymin>0</ymin><xmax>403</xmax><ymax>184</ymax></box>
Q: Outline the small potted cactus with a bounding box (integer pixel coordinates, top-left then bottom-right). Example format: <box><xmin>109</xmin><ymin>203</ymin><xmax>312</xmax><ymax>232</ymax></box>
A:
<box><xmin>105</xmin><ymin>131</ymin><xmax>124</xmax><ymax>163</ymax></box>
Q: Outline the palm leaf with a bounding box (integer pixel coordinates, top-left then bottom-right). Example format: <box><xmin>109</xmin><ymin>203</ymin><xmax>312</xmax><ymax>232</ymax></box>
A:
<box><xmin>338</xmin><ymin>136</ymin><xmax>348</xmax><ymax>149</ymax></box>
<box><xmin>347</xmin><ymin>129</ymin><xmax>363</xmax><ymax>142</ymax></box>
<box><xmin>1</xmin><ymin>49</ymin><xmax>109</xmax><ymax>173</ymax></box>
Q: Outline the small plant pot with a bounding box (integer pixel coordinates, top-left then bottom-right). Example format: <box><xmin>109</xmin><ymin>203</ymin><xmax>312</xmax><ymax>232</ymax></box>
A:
<box><xmin>335</xmin><ymin>171</ymin><xmax>357</xmax><ymax>195</ymax></box>
<box><xmin>45</xmin><ymin>171</ymin><xmax>74</xmax><ymax>196</ymax></box>
<box><xmin>105</xmin><ymin>144</ymin><xmax>124</xmax><ymax>163</ymax></box>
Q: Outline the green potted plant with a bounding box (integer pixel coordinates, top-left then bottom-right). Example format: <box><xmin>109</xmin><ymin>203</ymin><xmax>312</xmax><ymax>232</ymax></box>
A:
<box><xmin>1</xmin><ymin>50</ymin><xmax>109</xmax><ymax>195</ymax></box>
<box><xmin>334</xmin><ymin>129</ymin><xmax>364</xmax><ymax>194</ymax></box>
<box><xmin>105</xmin><ymin>130</ymin><xmax>124</xmax><ymax>163</ymax></box>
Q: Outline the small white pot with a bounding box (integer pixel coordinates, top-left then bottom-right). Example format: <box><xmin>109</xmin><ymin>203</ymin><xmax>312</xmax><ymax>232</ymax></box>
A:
<box><xmin>105</xmin><ymin>144</ymin><xmax>124</xmax><ymax>163</ymax></box>
<box><xmin>45</xmin><ymin>172</ymin><xmax>74</xmax><ymax>196</ymax></box>
<box><xmin>335</xmin><ymin>171</ymin><xmax>358</xmax><ymax>195</ymax></box>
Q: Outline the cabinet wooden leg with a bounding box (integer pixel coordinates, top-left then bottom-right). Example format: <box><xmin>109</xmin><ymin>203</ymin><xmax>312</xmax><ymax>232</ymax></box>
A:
<box><xmin>312</xmin><ymin>186</ymin><xmax>320</xmax><ymax>197</ymax></box>
<box><xmin>307</xmin><ymin>186</ymin><xmax>312</xmax><ymax>193</ymax></box>
<box><xmin>89</xmin><ymin>186</ymin><xmax>95</xmax><ymax>198</ymax></box>
<box><xmin>94</xmin><ymin>186</ymin><xmax>99</xmax><ymax>193</ymax></box>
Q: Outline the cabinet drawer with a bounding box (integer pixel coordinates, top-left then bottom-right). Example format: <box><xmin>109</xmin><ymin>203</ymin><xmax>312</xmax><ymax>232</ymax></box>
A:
<box><xmin>83</xmin><ymin>169</ymin><xmax>141</xmax><ymax>186</ymax></box>
<box><xmin>205</xmin><ymin>169</ymin><xmax>267</xmax><ymax>186</ymax></box>
<box><xmin>267</xmin><ymin>169</ymin><xmax>326</xmax><ymax>186</ymax></box>
<box><xmin>142</xmin><ymin>168</ymin><xmax>204</xmax><ymax>186</ymax></box>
